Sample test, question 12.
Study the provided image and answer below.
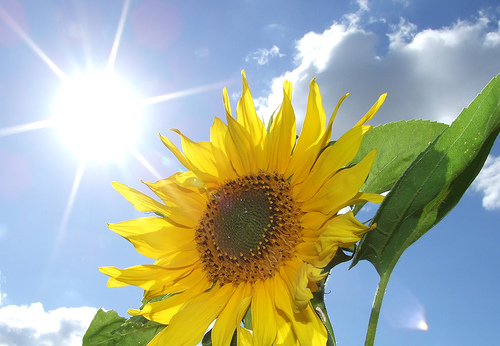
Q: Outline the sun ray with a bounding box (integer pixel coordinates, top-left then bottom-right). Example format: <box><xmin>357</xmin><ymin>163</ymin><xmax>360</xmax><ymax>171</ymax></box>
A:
<box><xmin>0</xmin><ymin>119</ymin><xmax>56</xmax><ymax>138</ymax></box>
<box><xmin>141</xmin><ymin>80</ymin><xmax>230</xmax><ymax>106</ymax></box>
<box><xmin>129</xmin><ymin>147</ymin><xmax>163</xmax><ymax>180</ymax></box>
<box><xmin>106</xmin><ymin>0</ymin><xmax>131</xmax><ymax>74</ymax></box>
<box><xmin>58</xmin><ymin>156</ymin><xmax>87</xmax><ymax>237</ymax></box>
<box><xmin>0</xmin><ymin>5</ymin><xmax>67</xmax><ymax>81</ymax></box>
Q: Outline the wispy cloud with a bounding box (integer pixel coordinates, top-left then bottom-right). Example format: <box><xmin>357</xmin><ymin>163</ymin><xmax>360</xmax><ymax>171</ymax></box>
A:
<box><xmin>246</xmin><ymin>45</ymin><xmax>285</xmax><ymax>65</ymax></box>
<box><xmin>473</xmin><ymin>155</ymin><xmax>500</xmax><ymax>210</ymax></box>
<box><xmin>0</xmin><ymin>302</ymin><xmax>97</xmax><ymax>346</ymax></box>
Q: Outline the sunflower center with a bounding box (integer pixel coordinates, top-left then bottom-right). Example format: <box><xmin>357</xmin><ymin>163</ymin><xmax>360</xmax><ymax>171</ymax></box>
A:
<box><xmin>195</xmin><ymin>171</ymin><xmax>302</xmax><ymax>285</ymax></box>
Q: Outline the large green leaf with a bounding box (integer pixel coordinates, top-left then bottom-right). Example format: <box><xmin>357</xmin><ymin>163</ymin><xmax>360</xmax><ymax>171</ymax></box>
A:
<box><xmin>352</xmin><ymin>73</ymin><xmax>500</xmax><ymax>275</ymax></box>
<box><xmin>83</xmin><ymin>309</ymin><xmax>165</xmax><ymax>345</ymax></box>
<box><xmin>352</xmin><ymin>120</ymin><xmax>448</xmax><ymax>195</ymax></box>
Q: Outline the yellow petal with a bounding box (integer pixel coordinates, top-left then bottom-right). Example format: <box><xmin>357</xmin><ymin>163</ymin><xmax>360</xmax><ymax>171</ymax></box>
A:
<box><xmin>108</xmin><ymin>217</ymin><xmax>196</xmax><ymax>258</ymax></box>
<box><xmin>223</xmin><ymin>87</ymin><xmax>232</xmax><ymax>118</ymax></box>
<box><xmin>294</xmin><ymin>125</ymin><xmax>371</xmax><ymax>202</ymax></box>
<box><xmin>144</xmin><ymin>175</ymin><xmax>206</xmax><ymax>228</ymax></box>
<box><xmin>159</xmin><ymin>133</ymin><xmax>193</xmax><ymax>171</ymax></box>
<box><xmin>143</xmin><ymin>267</ymin><xmax>207</xmax><ymax>300</ymax></box>
<box><xmin>212</xmin><ymin>282</ymin><xmax>252</xmax><ymax>346</ymax></box>
<box><xmin>252</xmin><ymin>279</ymin><xmax>277</xmax><ymax>346</ymax></box>
<box><xmin>300</xmin><ymin>150</ymin><xmax>377</xmax><ymax>214</ymax></box>
<box><xmin>289</xmin><ymin>303</ymin><xmax>328</xmax><ymax>346</ymax></box>
<box><xmin>297</xmin><ymin>211</ymin><xmax>373</xmax><ymax>267</ymax></box>
<box><xmin>99</xmin><ymin>264</ymin><xmax>194</xmax><ymax>291</ymax></box>
<box><xmin>268</xmin><ymin>80</ymin><xmax>296</xmax><ymax>173</ymax></box>
<box><xmin>318</xmin><ymin>93</ymin><xmax>349</xmax><ymax>149</ymax></box>
<box><xmin>237</xmin><ymin>326</ymin><xmax>254</xmax><ymax>346</ymax></box>
<box><xmin>130</xmin><ymin>275</ymin><xmax>211</xmax><ymax>324</ymax></box>
<box><xmin>287</xmin><ymin>78</ymin><xmax>326</xmax><ymax>184</ymax></box>
<box><xmin>210</xmin><ymin>117</ymin><xmax>238</xmax><ymax>180</ymax></box>
<box><xmin>354</xmin><ymin>93</ymin><xmax>387</xmax><ymax>127</ymax></box>
<box><xmin>154</xmin><ymin>249</ymin><xmax>200</xmax><ymax>268</ymax></box>
<box><xmin>155</xmin><ymin>283</ymin><xmax>234</xmax><ymax>345</ymax></box>
<box><xmin>226</xmin><ymin>114</ymin><xmax>256</xmax><ymax>173</ymax></box>
<box><xmin>237</xmin><ymin>71</ymin><xmax>266</xmax><ymax>152</ymax></box>
<box><xmin>112</xmin><ymin>182</ymin><xmax>168</xmax><ymax>217</ymax></box>
<box><xmin>170</xmin><ymin>129</ymin><xmax>218</xmax><ymax>176</ymax></box>
<box><xmin>273</xmin><ymin>276</ymin><xmax>327</xmax><ymax>345</ymax></box>
<box><xmin>275</xmin><ymin>309</ymin><xmax>298</xmax><ymax>345</ymax></box>
<box><xmin>280</xmin><ymin>260</ymin><xmax>313</xmax><ymax>313</ymax></box>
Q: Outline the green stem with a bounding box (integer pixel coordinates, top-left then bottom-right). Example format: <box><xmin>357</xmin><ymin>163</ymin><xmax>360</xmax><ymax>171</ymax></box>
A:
<box><xmin>315</xmin><ymin>300</ymin><xmax>336</xmax><ymax>346</ymax></box>
<box><xmin>364</xmin><ymin>268</ymin><xmax>393</xmax><ymax>346</ymax></box>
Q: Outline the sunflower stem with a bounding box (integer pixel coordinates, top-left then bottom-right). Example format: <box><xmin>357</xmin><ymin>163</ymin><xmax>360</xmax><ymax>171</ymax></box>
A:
<box><xmin>315</xmin><ymin>300</ymin><xmax>336</xmax><ymax>346</ymax></box>
<box><xmin>364</xmin><ymin>268</ymin><xmax>393</xmax><ymax>346</ymax></box>
<box><xmin>311</xmin><ymin>275</ymin><xmax>336</xmax><ymax>346</ymax></box>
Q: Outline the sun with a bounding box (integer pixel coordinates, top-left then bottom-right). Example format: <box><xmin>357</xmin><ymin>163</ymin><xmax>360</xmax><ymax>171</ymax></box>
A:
<box><xmin>53</xmin><ymin>71</ymin><xmax>142</xmax><ymax>160</ymax></box>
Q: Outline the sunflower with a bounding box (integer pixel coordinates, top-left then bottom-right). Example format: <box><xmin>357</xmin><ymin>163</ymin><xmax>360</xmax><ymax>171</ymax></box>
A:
<box><xmin>100</xmin><ymin>71</ymin><xmax>386</xmax><ymax>346</ymax></box>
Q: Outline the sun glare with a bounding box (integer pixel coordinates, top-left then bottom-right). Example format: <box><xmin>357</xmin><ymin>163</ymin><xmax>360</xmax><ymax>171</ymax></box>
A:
<box><xmin>54</xmin><ymin>72</ymin><xmax>142</xmax><ymax>160</ymax></box>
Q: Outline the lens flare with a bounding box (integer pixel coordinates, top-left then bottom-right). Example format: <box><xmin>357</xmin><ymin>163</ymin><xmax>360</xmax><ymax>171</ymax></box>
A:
<box><xmin>383</xmin><ymin>279</ymin><xmax>429</xmax><ymax>331</ymax></box>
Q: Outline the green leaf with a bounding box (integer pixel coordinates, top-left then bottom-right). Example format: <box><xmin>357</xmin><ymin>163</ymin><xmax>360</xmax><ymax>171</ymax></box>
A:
<box><xmin>352</xmin><ymin>119</ymin><xmax>448</xmax><ymax>195</ymax></box>
<box><xmin>82</xmin><ymin>308</ymin><xmax>165</xmax><ymax>345</ymax></box>
<box><xmin>352</xmin><ymin>73</ymin><xmax>500</xmax><ymax>276</ymax></box>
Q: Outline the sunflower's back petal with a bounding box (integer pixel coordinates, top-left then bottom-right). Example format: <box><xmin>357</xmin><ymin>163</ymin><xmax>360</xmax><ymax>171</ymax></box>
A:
<box><xmin>156</xmin><ymin>283</ymin><xmax>234</xmax><ymax>345</ymax></box>
<box><xmin>252</xmin><ymin>279</ymin><xmax>277</xmax><ymax>346</ymax></box>
<box><xmin>212</xmin><ymin>283</ymin><xmax>252</xmax><ymax>346</ymax></box>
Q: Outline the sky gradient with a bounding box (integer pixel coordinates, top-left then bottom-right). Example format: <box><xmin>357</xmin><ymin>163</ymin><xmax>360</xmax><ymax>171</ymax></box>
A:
<box><xmin>1</xmin><ymin>0</ymin><xmax>500</xmax><ymax>345</ymax></box>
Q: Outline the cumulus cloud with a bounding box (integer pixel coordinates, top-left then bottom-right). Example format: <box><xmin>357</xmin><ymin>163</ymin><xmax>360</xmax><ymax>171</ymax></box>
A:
<box><xmin>473</xmin><ymin>155</ymin><xmax>500</xmax><ymax>210</ymax></box>
<box><xmin>255</xmin><ymin>7</ymin><xmax>500</xmax><ymax>138</ymax></box>
<box><xmin>0</xmin><ymin>302</ymin><xmax>97</xmax><ymax>346</ymax></box>
<box><xmin>246</xmin><ymin>45</ymin><xmax>285</xmax><ymax>65</ymax></box>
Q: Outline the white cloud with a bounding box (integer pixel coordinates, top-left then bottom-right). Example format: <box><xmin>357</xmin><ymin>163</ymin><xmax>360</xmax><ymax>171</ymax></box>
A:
<box><xmin>0</xmin><ymin>302</ymin><xmax>97</xmax><ymax>346</ymax></box>
<box><xmin>255</xmin><ymin>9</ymin><xmax>500</xmax><ymax>139</ymax></box>
<box><xmin>473</xmin><ymin>155</ymin><xmax>500</xmax><ymax>210</ymax></box>
<box><xmin>246</xmin><ymin>45</ymin><xmax>285</xmax><ymax>65</ymax></box>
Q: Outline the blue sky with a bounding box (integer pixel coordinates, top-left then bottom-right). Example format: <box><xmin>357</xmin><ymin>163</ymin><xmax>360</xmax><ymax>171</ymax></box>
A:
<box><xmin>0</xmin><ymin>0</ymin><xmax>500</xmax><ymax>345</ymax></box>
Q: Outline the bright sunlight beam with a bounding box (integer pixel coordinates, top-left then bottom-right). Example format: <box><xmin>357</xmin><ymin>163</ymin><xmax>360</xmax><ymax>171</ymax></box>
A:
<box><xmin>53</xmin><ymin>72</ymin><xmax>142</xmax><ymax>161</ymax></box>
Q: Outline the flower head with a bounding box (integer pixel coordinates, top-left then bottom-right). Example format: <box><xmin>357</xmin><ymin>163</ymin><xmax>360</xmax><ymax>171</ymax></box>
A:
<box><xmin>100</xmin><ymin>71</ymin><xmax>386</xmax><ymax>345</ymax></box>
